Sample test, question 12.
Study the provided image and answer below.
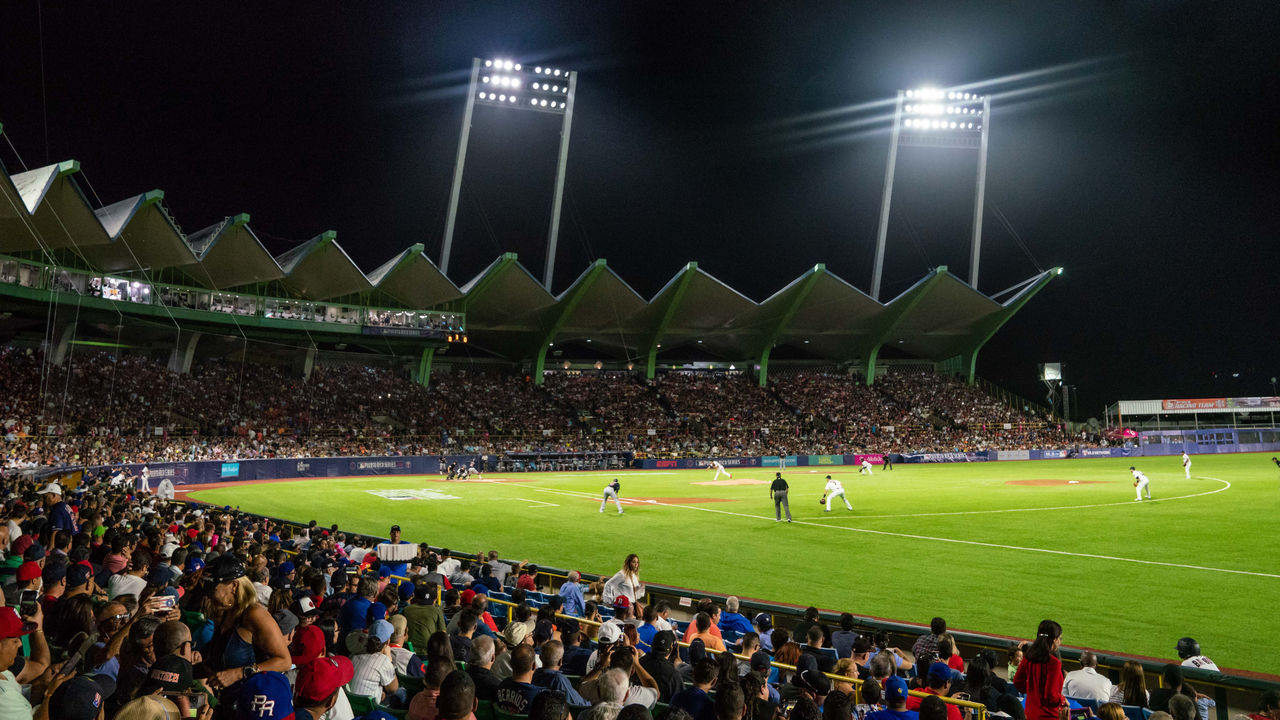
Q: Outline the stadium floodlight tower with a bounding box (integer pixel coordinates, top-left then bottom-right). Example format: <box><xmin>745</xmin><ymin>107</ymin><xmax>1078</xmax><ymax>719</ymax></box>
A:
<box><xmin>439</xmin><ymin>57</ymin><xmax>578</xmax><ymax>291</ymax></box>
<box><xmin>871</xmin><ymin>87</ymin><xmax>991</xmax><ymax>300</ymax></box>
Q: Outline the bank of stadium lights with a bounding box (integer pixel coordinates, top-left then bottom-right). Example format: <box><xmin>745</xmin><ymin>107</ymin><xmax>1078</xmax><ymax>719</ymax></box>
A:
<box><xmin>898</xmin><ymin>89</ymin><xmax>985</xmax><ymax>132</ymax></box>
<box><xmin>473</xmin><ymin>59</ymin><xmax>572</xmax><ymax>113</ymax></box>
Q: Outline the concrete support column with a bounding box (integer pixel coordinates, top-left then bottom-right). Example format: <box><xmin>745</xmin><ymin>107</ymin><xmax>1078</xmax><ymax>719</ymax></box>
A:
<box><xmin>167</xmin><ymin>332</ymin><xmax>202</xmax><ymax>374</ymax></box>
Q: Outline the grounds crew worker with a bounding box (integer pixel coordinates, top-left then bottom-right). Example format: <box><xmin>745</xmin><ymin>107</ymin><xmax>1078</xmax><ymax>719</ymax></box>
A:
<box><xmin>771</xmin><ymin>472</ymin><xmax>791</xmax><ymax>523</ymax></box>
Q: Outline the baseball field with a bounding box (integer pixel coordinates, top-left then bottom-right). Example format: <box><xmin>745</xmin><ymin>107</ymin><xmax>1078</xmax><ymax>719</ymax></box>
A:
<box><xmin>186</xmin><ymin>453</ymin><xmax>1280</xmax><ymax>675</ymax></box>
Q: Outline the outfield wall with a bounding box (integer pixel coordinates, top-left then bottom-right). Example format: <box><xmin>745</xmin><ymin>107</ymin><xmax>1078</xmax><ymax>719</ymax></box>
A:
<box><xmin>58</xmin><ymin>426</ymin><xmax>1280</xmax><ymax>488</ymax></box>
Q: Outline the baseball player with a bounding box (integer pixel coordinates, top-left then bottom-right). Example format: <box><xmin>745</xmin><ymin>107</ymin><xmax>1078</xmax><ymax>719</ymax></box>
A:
<box><xmin>1181</xmin><ymin>451</ymin><xmax>1191</xmax><ymax>479</ymax></box>
<box><xmin>1131</xmin><ymin>466</ymin><xmax>1151</xmax><ymax>501</ymax></box>
<box><xmin>820</xmin><ymin>475</ymin><xmax>852</xmax><ymax>512</ymax></box>
<box><xmin>859</xmin><ymin>458</ymin><xmax>873</xmax><ymax>475</ymax></box>
<box><xmin>137</xmin><ymin>465</ymin><xmax>152</xmax><ymax>494</ymax></box>
<box><xmin>600</xmin><ymin>478</ymin><xmax>623</xmax><ymax>514</ymax></box>
<box><xmin>709</xmin><ymin>460</ymin><xmax>732</xmax><ymax>481</ymax></box>
<box><xmin>466</xmin><ymin>460</ymin><xmax>482</xmax><ymax>480</ymax></box>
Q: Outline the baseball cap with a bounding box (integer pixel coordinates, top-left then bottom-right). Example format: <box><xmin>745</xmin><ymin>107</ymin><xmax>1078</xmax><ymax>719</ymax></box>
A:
<box><xmin>504</xmin><ymin>621</ymin><xmax>531</xmax><ymax>646</ymax></box>
<box><xmin>294</xmin><ymin>596</ymin><xmax>320</xmax><ymax>617</ymax></box>
<box><xmin>49</xmin><ymin>674</ymin><xmax>115</xmax><ymax>720</ymax></box>
<box><xmin>885</xmin><ymin>676</ymin><xmax>910</xmax><ymax>704</ymax></box>
<box><xmin>273</xmin><ymin>609</ymin><xmax>300</xmax><ymax>637</ymax></box>
<box><xmin>238</xmin><ymin>670</ymin><xmax>295</xmax><ymax>720</ymax></box>
<box><xmin>687</xmin><ymin>638</ymin><xmax>707</xmax><ymax>664</ymax></box>
<box><xmin>11</xmin><ymin>535</ymin><xmax>34</xmax><ymax>556</ymax></box>
<box><xmin>42</xmin><ymin>561</ymin><xmax>68</xmax><ymax>585</ymax></box>
<box><xmin>613</xmin><ymin>595</ymin><xmax>631</xmax><ymax>610</ymax></box>
<box><xmin>595</xmin><ymin>622</ymin><xmax>622</xmax><ymax>645</ymax></box>
<box><xmin>532</xmin><ymin>619</ymin><xmax>555</xmax><ymax>644</ymax></box>
<box><xmin>279</xmin><ymin>561</ymin><xmax>295</xmax><ymax>575</ymax></box>
<box><xmin>652</xmin><ymin>630</ymin><xmax>676</xmax><ymax>656</ymax></box>
<box><xmin>296</xmin><ymin>656</ymin><xmax>355</xmax><ymax>706</ymax></box>
<box><xmin>795</xmin><ymin>668</ymin><xmax>832</xmax><ymax>695</ymax></box>
<box><xmin>370</xmin><ymin>618</ymin><xmax>394</xmax><ymax>644</ymax></box>
<box><xmin>204</xmin><ymin>554</ymin><xmax>247</xmax><ymax>584</ymax></box>
<box><xmin>37</xmin><ymin>482</ymin><xmax>63</xmax><ymax>495</ymax></box>
<box><xmin>16</xmin><ymin>561</ymin><xmax>42</xmax><ymax>582</ymax></box>
<box><xmin>460</xmin><ymin>589</ymin><xmax>476</xmax><ymax>604</ymax></box>
<box><xmin>390</xmin><ymin>525</ymin><xmax>401</xmax><ymax>532</ymax></box>
<box><xmin>927</xmin><ymin>661</ymin><xmax>953</xmax><ymax>685</ymax></box>
<box><xmin>185</xmin><ymin>557</ymin><xmax>205</xmax><ymax>573</ymax></box>
<box><xmin>141</xmin><ymin>655</ymin><xmax>198</xmax><ymax>695</ymax></box>
<box><xmin>23</xmin><ymin>541</ymin><xmax>46</xmax><ymax>561</ymax></box>
<box><xmin>147</xmin><ymin>565</ymin><xmax>173</xmax><ymax>587</ymax></box>
<box><xmin>291</xmin><ymin>625</ymin><xmax>327</xmax><ymax>666</ymax></box>
<box><xmin>754</xmin><ymin>613</ymin><xmax>773</xmax><ymax>630</ymax></box>
<box><xmin>66</xmin><ymin>564</ymin><xmax>93</xmax><ymax>589</ymax></box>
<box><xmin>750</xmin><ymin>650</ymin><xmax>772</xmax><ymax>672</ymax></box>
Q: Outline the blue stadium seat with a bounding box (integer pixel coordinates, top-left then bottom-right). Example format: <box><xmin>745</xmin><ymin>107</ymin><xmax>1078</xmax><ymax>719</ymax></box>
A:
<box><xmin>1067</xmin><ymin>697</ymin><xmax>1099</xmax><ymax>714</ymax></box>
<box><xmin>1121</xmin><ymin>705</ymin><xmax>1148</xmax><ymax>720</ymax></box>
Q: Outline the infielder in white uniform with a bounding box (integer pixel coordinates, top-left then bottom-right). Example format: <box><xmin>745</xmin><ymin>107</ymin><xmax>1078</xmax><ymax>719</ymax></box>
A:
<box><xmin>1181</xmin><ymin>451</ymin><xmax>1191</xmax><ymax>479</ymax></box>
<box><xmin>820</xmin><ymin>475</ymin><xmax>852</xmax><ymax>512</ymax></box>
<box><xmin>1131</xmin><ymin>466</ymin><xmax>1151</xmax><ymax>501</ymax></box>
<box><xmin>709</xmin><ymin>460</ymin><xmax>732</xmax><ymax>481</ymax></box>
<box><xmin>600</xmin><ymin>479</ymin><xmax>623</xmax><ymax>514</ymax></box>
<box><xmin>859</xmin><ymin>459</ymin><xmax>873</xmax><ymax>475</ymax></box>
<box><xmin>137</xmin><ymin>465</ymin><xmax>151</xmax><ymax>494</ymax></box>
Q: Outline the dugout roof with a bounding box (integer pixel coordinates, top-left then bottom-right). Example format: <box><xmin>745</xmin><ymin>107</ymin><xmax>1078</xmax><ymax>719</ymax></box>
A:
<box><xmin>0</xmin><ymin>152</ymin><xmax>1059</xmax><ymax>364</ymax></box>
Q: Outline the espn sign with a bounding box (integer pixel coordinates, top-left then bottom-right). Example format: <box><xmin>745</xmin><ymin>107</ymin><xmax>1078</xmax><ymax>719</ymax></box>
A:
<box><xmin>1162</xmin><ymin>398</ymin><xmax>1227</xmax><ymax>411</ymax></box>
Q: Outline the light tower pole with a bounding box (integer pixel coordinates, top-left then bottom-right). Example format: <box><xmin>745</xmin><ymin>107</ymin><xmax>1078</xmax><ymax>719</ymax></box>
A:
<box><xmin>871</xmin><ymin>87</ymin><xmax>991</xmax><ymax>299</ymax></box>
<box><xmin>438</xmin><ymin>57</ymin><xmax>579</xmax><ymax>292</ymax></box>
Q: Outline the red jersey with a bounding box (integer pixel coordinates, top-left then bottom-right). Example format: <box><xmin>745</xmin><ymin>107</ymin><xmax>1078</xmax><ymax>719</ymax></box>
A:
<box><xmin>1013</xmin><ymin>655</ymin><xmax>1065</xmax><ymax>720</ymax></box>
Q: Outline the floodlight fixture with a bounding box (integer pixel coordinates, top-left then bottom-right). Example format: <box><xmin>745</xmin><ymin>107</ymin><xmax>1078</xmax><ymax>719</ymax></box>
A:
<box><xmin>440</xmin><ymin>56</ymin><xmax>581</xmax><ymax>293</ymax></box>
<box><xmin>870</xmin><ymin>86</ymin><xmax>993</xmax><ymax>300</ymax></box>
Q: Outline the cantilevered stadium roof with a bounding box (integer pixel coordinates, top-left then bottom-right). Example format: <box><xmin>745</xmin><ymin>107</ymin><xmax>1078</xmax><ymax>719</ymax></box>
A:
<box><xmin>0</xmin><ymin>148</ymin><xmax>1059</xmax><ymax>370</ymax></box>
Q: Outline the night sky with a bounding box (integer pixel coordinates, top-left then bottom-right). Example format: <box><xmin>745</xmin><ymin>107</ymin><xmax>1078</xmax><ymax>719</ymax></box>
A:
<box><xmin>2</xmin><ymin>2</ymin><xmax>1277</xmax><ymax>419</ymax></box>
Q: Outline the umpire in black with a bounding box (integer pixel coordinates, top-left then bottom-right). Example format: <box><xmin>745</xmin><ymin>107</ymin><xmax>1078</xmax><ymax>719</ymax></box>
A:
<box><xmin>771</xmin><ymin>472</ymin><xmax>792</xmax><ymax>522</ymax></box>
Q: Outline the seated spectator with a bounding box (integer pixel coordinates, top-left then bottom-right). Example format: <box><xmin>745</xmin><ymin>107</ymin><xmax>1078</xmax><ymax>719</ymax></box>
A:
<box><xmin>450</xmin><ymin>608</ymin><xmax>480</xmax><ymax>665</ymax></box>
<box><xmin>1149</xmin><ymin>665</ymin><xmax>1199</xmax><ymax>719</ymax></box>
<box><xmin>560</xmin><ymin>623</ymin><xmax>593</xmax><ymax>677</ymax></box>
<box><xmin>688</xmin><ymin>612</ymin><xmax>726</xmax><ymax>653</ymax></box>
<box><xmin>581</xmin><ymin>644</ymin><xmax>659</xmax><ymax>709</ymax></box>
<box><xmin>1247</xmin><ymin>690</ymin><xmax>1280</xmax><ymax>720</ymax></box>
<box><xmin>531</xmin><ymin>690</ymin><xmax>572</xmax><ymax>720</ymax></box>
<box><xmin>295</xmin><ymin>656</ymin><xmax>356</xmax><ymax>720</ymax></box>
<box><xmin>1168</xmin><ymin>694</ymin><xmax>1197</xmax><ymax>720</ymax></box>
<box><xmin>348</xmin><ymin>618</ymin><xmax>403</xmax><ymax>706</ymax></box>
<box><xmin>1063</xmin><ymin>650</ymin><xmax>1114</xmax><ymax>704</ymax></box>
<box><xmin>742</xmin><ymin>668</ymin><xmax>778</xmax><ymax>720</ymax></box>
<box><xmin>582</xmin><ymin>668</ymin><xmax>629</xmax><ymax>720</ymax></box>
<box><xmin>802</xmin><ymin>625</ymin><xmax>837</xmax><ymax>673</ymax></box>
<box><xmin>905</xmin><ymin>663</ymin><xmax>961</xmax><ymax>720</ymax></box>
<box><xmin>0</xmin><ymin>605</ymin><xmax>49</xmax><ymax>719</ymax></box>
<box><xmin>918</xmin><ymin>695</ymin><xmax>950</xmax><ymax>720</ymax></box>
<box><xmin>720</xmin><ymin>596</ymin><xmax>755</xmax><ymax>636</ymax></box>
<box><xmin>496</xmin><ymin>645</ymin><xmax>544</xmax><ymax>713</ymax></box>
<box><xmin>1109</xmin><ymin>660</ymin><xmax>1149</xmax><ymax>707</ymax></box>
<box><xmin>913</xmin><ymin>618</ymin><xmax>947</xmax><ymax>666</ymax></box>
<box><xmin>830</xmin><ymin>658</ymin><xmax>860</xmax><ymax>697</ymax></box>
<box><xmin>670</xmin><ymin>658</ymin><xmax>718</xmax><ymax>720</ymax></box>
<box><xmin>717</xmin><ymin>682</ymin><xmax>746</xmax><ymax>720</ymax></box>
<box><xmin>823</xmin><ymin>687</ymin><xmax>854</xmax><ymax>720</ymax></box>
<box><xmin>1097</xmin><ymin>704</ymin><xmax>1127</xmax><ymax>720</ymax></box>
<box><xmin>466</xmin><ymin>635</ymin><xmax>503</xmax><ymax>702</ymax></box>
<box><xmin>533</xmin><ymin>639</ymin><xmax>589</xmax><ymax>706</ymax></box>
<box><xmin>831</xmin><ymin>613</ymin><xmax>859</xmax><ymax>659</ymax></box>
<box><xmin>408</xmin><ymin>658</ymin><xmax>457</xmax><ymax>720</ymax></box>
<box><xmin>405</xmin><ymin>582</ymin><xmax>447</xmax><ymax>651</ymax></box>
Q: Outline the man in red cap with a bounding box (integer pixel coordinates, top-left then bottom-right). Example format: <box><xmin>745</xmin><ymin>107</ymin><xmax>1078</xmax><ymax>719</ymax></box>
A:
<box><xmin>294</xmin><ymin>656</ymin><xmax>354</xmax><ymax>720</ymax></box>
<box><xmin>0</xmin><ymin>605</ymin><xmax>49</xmax><ymax>719</ymax></box>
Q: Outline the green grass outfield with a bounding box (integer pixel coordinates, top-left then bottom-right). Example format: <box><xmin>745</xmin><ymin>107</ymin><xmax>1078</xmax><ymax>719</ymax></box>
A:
<box><xmin>189</xmin><ymin>453</ymin><xmax>1280</xmax><ymax>675</ymax></box>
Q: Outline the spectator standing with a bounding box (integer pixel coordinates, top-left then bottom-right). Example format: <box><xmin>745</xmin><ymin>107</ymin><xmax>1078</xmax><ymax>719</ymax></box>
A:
<box><xmin>1013</xmin><ymin>620</ymin><xmax>1067</xmax><ymax>720</ymax></box>
<box><xmin>602</xmin><ymin>554</ymin><xmax>643</xmax><ymax>605</ymax></box>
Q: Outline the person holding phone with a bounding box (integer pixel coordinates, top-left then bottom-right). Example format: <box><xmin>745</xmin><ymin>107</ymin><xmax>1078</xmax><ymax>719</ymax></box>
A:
<box><xmin>0</xmin><ymin>604</ymin><xmax>50</xmax><ymax>719</ymax></box>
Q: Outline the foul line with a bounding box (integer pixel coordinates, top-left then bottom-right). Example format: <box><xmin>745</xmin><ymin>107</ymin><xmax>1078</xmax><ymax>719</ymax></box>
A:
<box><xmin>527</xmin><ymin>480</ymin><xmax>1280</xmax><ymax>580</ymax></box>
<box><xmin>808</xmin><ymin>476</ymin><xmax>1232</xmax><ymax>520</ymax></box>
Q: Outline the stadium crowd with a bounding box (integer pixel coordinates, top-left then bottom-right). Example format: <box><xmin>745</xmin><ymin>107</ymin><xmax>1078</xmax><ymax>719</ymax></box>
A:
<box><xmin>0</xmin><ymin>470</ymin><xmax>1242</xmax><ymax>720</ymax></box>
<box><xmin>2</xmin><ymin>347</ymin><xmax>1084</xmax><ymax>471</ymax></box>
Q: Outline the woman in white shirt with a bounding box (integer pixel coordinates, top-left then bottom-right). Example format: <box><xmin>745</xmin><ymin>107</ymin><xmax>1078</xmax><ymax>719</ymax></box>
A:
<box><xmin>602</xmin><ymin>554</ymin><xmax>644</xmax><ymax>605</ymax></box>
